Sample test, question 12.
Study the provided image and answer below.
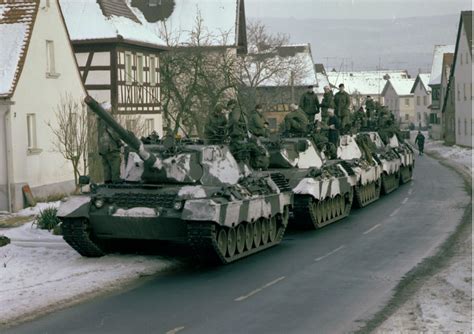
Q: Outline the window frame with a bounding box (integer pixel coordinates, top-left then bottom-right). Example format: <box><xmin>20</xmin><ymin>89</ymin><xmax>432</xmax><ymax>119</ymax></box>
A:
<box><xmin>125</xmin><ymin>52</ymin><xmax>133</xmax><ymax>85</ymax></box>
<box><xmin>136</xmin><ymin>53</ymin><xmax>144</xmax><ymax>84</ymax></box>
<box><xmin>46</xmin><ymin>40</ymin><xmax>59</xmax><ymax>78</ymax></box>
<box><xmin>27</xmin><ymin>113</ymin><xmax>38</xmax><ymax>151</ymax></box>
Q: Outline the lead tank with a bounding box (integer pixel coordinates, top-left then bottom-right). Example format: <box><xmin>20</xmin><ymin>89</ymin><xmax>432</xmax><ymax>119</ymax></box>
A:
<box><xmin>261</xmin><ymin>136</ymin><xmax>354</xmax><ymax>229</ymax></box>
<box><xmin>57</xmin><ymin>96</ymin><xmax>292</xmax><ymax>264</ymax></box>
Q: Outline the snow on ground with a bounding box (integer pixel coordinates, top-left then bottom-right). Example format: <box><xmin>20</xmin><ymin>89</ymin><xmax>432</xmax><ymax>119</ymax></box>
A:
<box><xmin>0</xmin><ymin>222</ymin><xmax>176</xmax><ymax>326</ymax></box>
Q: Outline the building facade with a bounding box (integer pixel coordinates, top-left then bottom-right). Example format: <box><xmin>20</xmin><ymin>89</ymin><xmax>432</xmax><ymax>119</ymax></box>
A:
<box><xmin>428</xmin><ymin>44</ymin><xmax>455</xmax><ymax>140</ymax></box>
<box><xmin>410</xmin><ymin>74</ymin><xmax>431</xmax><ymax>129</ymax></box>
<box><xmin>0</xmin><ymin>0</ymin><xmax>86</xmax><ymax>211</ymax></box>
<box><xmin>381</xmin><ymin>78</ymin><xmax>416</xmax><ymax>128</ymax></box>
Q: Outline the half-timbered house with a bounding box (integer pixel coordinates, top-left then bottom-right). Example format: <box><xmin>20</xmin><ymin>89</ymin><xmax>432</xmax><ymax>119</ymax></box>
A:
<box><xmin>60</xmin><ymin>0</ymin><xmax>167</xmax><ymax>135</ymax></box>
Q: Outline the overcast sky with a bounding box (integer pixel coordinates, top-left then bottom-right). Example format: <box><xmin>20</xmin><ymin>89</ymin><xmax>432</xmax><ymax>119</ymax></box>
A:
<box><xmin>245</xmin><ymin>0</ymin><xmax>471</xmax><ymax>19</ymax></box>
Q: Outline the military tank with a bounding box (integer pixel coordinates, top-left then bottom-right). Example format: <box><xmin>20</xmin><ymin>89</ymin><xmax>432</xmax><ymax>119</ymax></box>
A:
<box><xmin>57</xmin><ymin>96</ymin><xmax>292</xmax><ymax>264</ymax></box>
<box><xmin>385</xmin><ymin>134</ymin><xmax>415</xmax><ymax>184</ymax></box>
<box><xmin>336</xmin><ymin>134</ymin><xmax>382</xmax><ymax>208</ymax></box>
<box><xmin>261</xmin><ymin>136</ymin><xmax>354</xmax><ymax>229</ymax></box>
<box><xmin>356</xmin><ymin>132</ymin><xmax>401</xmax><ymax>194</ymax></box>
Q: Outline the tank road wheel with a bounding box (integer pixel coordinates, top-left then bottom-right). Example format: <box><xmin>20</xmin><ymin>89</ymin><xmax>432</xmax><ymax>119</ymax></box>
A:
<box><xmin>316</xmin><ymin>202</ymin><xmax>323</xmax><ymax>225</ymax></box>
<box><xmin>245</xmin><ymin>223</ymin><xmax>253</xmax><ymax>251</ymax></box>
<box><xmin>261</xmin><ymin>218</ymin><xmax>269</xmax><ymax>245</ymax></box>
<box><xmin>325</xmin><ymin>201</ymin><xmax>331</xmax><ymax>221</ymax></box>
<box><xmin>236</xmin><ymin>225</ymin><xmax>246</xmax><ymax>254</ymax></box>
<box><xmin>268</xmin><ymin>216</ymin><xmax>277</xmax><ymax>243</ymax></box>
<box><xmin>331</xmin><ymin>198</ymin><xmax>338</xmax><ymax>217</ymax></box>
<box><xmin>253</xmin><ymin>219</ymin><xmax>262</xmax><ymax>248</ymax></box>
<box><xmin>227</xmin><ymin>228</ymin><xmax>237</xmax><ymax>258</ymax></box>
<box><xmin>217</xmin><ymin>228</ymin><xmax>228</xmax><ymax>257</ymax></box>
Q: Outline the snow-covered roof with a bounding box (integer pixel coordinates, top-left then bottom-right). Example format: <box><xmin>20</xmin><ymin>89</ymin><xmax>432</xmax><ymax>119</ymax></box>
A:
<box><xmin>428</xmin><ymin>45</ymin><xmax>455</xmax><ymax>86</ymax></box>
<box><xmin>251</xmin><ymin>44</ymin><xmax>317</xmax><ymax>88</ymax></box>
<box><xmin>411</xmin><ymin>73</ymin><xmax>431</xmax><ymax>93</ymax></box>
<box><xmin>327</xmin><ymin>70</ymin><xmax>409</xmax><ymax>96</ymax></box>
<box><xmin>0</xmin><ymin>1</ymin><xmax>38</xmax><ymax>98</ymax></box>
<box><xmin>383</xmin><ymin>78</ymin><xmax>416</xmax><ymax>96</ymax></box>
<box><xmin>59</xmin><ymin>0</ymin><xmax>166</xmax><ymax>47</ymax></box>
<box><xmin>128</xmin><ymin>0</ymin><xmax>244</xmax><ymax>47</ymax></box>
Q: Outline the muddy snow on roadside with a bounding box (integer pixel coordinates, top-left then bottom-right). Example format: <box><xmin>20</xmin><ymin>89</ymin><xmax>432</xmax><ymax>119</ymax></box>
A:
<box><xmin>0</xmin><ymin>210</ymin><xmax>175</xmax><ymax>326</ymax></box>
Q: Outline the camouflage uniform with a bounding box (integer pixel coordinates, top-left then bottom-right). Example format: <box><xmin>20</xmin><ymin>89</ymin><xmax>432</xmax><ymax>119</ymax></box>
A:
<box><xmin>365</xmin><ymin>97</ymin><xmax>375</xmax><ymax>119</ymax></box>
<box><xmin>205</xmin><ymin>105</ymin><xmax>228</xmax><ymax>144</ymax></box>
<box><xmin>299</xmin><ymin>91</ymin><xmax>320</xmax><ymax>122</ymax></box>
<box><xmin>248</xmin><ymin>108</ymin><xmax>268</xmax><ymax>137</ymax></box>
<box><xmin>352</xmin><ymin>107</ymin><xmax>366</xmax><ymax>132</ymax></box>
<box><xmin>334</xmin><ymin>90</ymin><xmax>351</xmax><ymax>133</ymax></box>
<box><xmin>98</xmin><ymin>119</ymin><xmax>122</xmax><ymax>183</ymax></box>
<box><xmin>320</xmin><ymin>90</ymin><xmax>335</xmax><ymax>123</ymax></box>
<box><xmin>284</xmin><ymin>107</ymin><xmax>309</xmax><ymax>137</ymax></box>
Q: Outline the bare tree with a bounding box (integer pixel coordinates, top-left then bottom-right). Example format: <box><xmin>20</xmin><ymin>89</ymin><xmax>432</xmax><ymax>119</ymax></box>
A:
<box><xmin>48</xmin><ymin>94</ymin><xmax>89</xmax><ymax>190</ymax></box>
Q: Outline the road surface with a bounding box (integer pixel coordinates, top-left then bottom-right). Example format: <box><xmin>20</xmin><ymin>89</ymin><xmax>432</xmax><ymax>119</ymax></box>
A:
<box><xmin>6</xmin><ymin>155</ymin><xmax>469</xmax><ymax>334</ymax></box>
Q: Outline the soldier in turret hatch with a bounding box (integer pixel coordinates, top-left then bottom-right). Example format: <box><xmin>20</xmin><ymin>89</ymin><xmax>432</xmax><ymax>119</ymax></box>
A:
<box><xmin>299</xmin><ymin>85</ymin><xmax>320</xmax><ymax>122</ymax></box>
<box><xmin>204</xmin><ymin>103</ymin><xmax>228</xmax><ymax>144</ymax></box>
<box><xmin>98</xmin><ymin>118</ymin><xmax>123</xmax><ymax>184</ymax></box>
<box><xmin>334</xmin><ymin>83</ymin><xmax>351</xmax><ymax>134</ymax></box>
<box><xmin>248</xmin><ymin>104</ymin><xmax>269</xmax><ymax>137</ymax></box>
<box><xmin>320</xmin><ymin>85</ymin><xmax>335</xmax><ymax>124</ymax></box>
<box><xmin>284</xmin><ymin>104</ymin><xmax>309</xmax><ymax>137</ymax></box>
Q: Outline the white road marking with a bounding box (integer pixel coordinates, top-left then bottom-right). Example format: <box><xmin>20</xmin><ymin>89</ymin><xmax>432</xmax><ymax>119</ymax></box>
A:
<box><xmin>234</xmin><ymin>276</ymin><xmax>286</xmax><ymax>301</ymax></box>
<box><xmin>408</xmin><ymin>189</ymin><xmax>413</xmax><ymax>195</ymax></box>
<box><xmin>390</xmin><ymin>208</ymin><xmax>400</xmax><ymax>217</ymax></box>
<box><xmin>363</xmin><ymin>224</ymin><xmax>381</xmax><ymax>235</ymax></box>
<box><xmin>401</xmin><ymin>197</ymin><xmax>409</xmax><ymax>204</ymax></box>
<box><xmin>315</xmin><ymin>245</ymin><xmax>345</xmax><ymax>262</ymax></box>
<box><xmin>166</xmin><ymin>326</ymin><xmax>185</xmax><ymax>334</ymax></box>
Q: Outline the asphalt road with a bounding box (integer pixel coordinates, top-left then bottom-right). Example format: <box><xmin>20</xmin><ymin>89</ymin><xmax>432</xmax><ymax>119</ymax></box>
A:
<box><xmin>6</xmin><ymin>155</ymin><xmax>469</xmax><ymax>334</ymax></box>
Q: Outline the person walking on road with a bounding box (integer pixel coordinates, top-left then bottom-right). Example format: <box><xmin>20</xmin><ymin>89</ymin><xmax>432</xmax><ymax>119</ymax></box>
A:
<box><xmin>415</xmin><ymin>131</ymin><xmax>425</xmax><ymax>156</ymax></box>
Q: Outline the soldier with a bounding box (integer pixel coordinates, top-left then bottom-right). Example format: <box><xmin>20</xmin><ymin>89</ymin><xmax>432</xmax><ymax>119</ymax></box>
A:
<box><xmin>365</xmin><ymin>95</ymin><xmax>375</xmax><ymax>119</ymax></box>
<box><xmin>327</xmin><ymin>108</ymin><xmax>340</xmax><ymax>147</ymax></box>
<box><xmin>248</xmin><ymin>104</ymin><xmax>269</xmax><ymax>137</ymax></box>
<box><xmin>204</xmin><ymin>103</ymin><xmax>228</xmax><ymax>144</ymax></box>
<box><xmin>352</xmin><ymin>106</ymin><xmax>366</xmax><ymax>132</ymax></box>
<box><xmin>334</xmin><ymin>83</ymin><xmax>351</xmax><ymax>134</ymax></box>
<box><xmin>284</xmin><ymin>104</ymin><xmax>309</xmax><ymax>137</ymax></box>
<box><xmin>415</xmin><ymin>131</ymin><xmax>425</xmax><ymax>156</ymax></box>
<box><xmin>299</xmin><ymin>85</ymin><xmax>320</xmax><ymax>122</ymax></box>
<box><xmin>320</xmin><ymin>85</ymin><xmax>335</xmax><ymax>124</ymax></box>
<box><xmin>98</xmin><ymin>118</ymin><xmax>122</xmax><ymax>184</ymax></box>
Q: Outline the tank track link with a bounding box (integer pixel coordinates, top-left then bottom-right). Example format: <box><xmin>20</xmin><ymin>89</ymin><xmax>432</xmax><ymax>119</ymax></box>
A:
<box><xmin>382</xmin><ymin>172</ymin><xmax>400</xmax><ymax>194</ymax></box>
<box><xmin>292</xmin><ymin>188</ymin><xmax>353</xmax><ymax>229</ymax></box>
<box><xmin>187</xmin><ymin>207</ymin><xmax>289</xmax><ymax>265</ymax></box>
<box><xmin>62</xmin><ymin>218</ymin><xmax>105</xmax><ymax>257</ymax></box>
<box><xmin>355</xmin><ymin>180</ymin><xmax>381</xmax><ymax>208</ymax></box>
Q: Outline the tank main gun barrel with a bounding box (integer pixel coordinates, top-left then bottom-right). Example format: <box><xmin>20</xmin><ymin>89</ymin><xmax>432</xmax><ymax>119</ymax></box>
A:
<box><xmin>84</xmin><ymin>96</ymin><xmax>160</xmax><ymax>168</ymax></box>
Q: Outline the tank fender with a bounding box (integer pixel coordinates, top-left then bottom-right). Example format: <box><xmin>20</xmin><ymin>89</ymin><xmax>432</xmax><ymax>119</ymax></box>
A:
<box><xmin>57</xmin><ymin>196</ymin><xmax>91</xmax><ymax>219</ymax></box>
<box><xmin>293</xmin><ymin>177</ymin><xmax>352</xmax><ymax>200</ymax></box>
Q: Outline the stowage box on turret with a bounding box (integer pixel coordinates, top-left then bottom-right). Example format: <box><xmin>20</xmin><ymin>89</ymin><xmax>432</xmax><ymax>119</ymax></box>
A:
<box><xmin>57</xmin><ymin>96</ymin><xmax>292</xmax><ymax>264</ymax></box>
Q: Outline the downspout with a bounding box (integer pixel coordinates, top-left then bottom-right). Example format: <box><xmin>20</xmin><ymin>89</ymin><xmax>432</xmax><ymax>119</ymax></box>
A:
<box><xmin>4</xmin><ymin>108</ymin><xmax>12</xmax><ymax>212</ymax></box>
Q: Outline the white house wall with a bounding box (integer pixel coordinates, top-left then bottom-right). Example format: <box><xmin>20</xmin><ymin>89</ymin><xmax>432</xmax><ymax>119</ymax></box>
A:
<box><xmin>8</xmin><ymin>0</ymin><xmax>86</xmax><ymax>210</ymax></box>
<box><xmin>454</xmin><ymin>20</ymin><xmax>473</xmax><ymax>147</ymax></box>
<box><xmin>414</xmin><ymin>82</ymin><xmax>431</xmax><ymax>128</ymax></box>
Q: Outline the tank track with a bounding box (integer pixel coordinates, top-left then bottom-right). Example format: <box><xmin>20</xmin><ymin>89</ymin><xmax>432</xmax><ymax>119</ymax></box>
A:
<box><xmin>399</xmin><ymin>165</ymin><xmax>413</xmax><ymax>184</ymax></box>
<box><xmin>293</xmin><ymin>188</ymin><xmax>353</xmax><ymax>229</ymax></box>
<box><xmin>382</xmin><ymin>172</ymin><xmax>400</xmax><ymax>194</ymax></box>
<box><xmin>187</xmin><ymin>206</ymin><xmax>289</xmax><ymax>265</ymax></box>
<box><xmin>355</xmin><ymin>180</ymin><xmax>381</xmax><ymax>208</ymax></box>
<box><xmin>61</xmin><ymin>218</ymin><xmax>106</xmax><ymax>257</ymax></box>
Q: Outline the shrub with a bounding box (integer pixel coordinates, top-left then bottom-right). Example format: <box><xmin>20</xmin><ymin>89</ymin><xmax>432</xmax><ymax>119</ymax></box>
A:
<box><xmin>36</xmin><ymin>207</ymin><xmax>61</xmax><ymax>231</ymax></box>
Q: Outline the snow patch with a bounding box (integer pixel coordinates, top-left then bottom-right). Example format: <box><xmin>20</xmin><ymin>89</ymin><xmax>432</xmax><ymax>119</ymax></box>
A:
<box><xmin>0</xmin><ymin>22</ymin><xmax>27</xmax><ymax>96</ymax></box>
<box><xmin>178</xmin><ymin>186</ymin><xmax>206</xmax><ymax>199</ymax></box>
<box><xmin>113</xmin><ymin>207</ymin><xmax>157</xmax><ymax>217</ymax></box>
<box><xmin>16</xmin><ymin>202</ymin><xmax>61</xmax><ymax>217</ymax></box>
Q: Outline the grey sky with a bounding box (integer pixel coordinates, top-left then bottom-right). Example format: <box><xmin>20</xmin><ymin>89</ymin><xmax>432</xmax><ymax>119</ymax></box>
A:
<box><xmin>245</xmin><ymin>0</ymin><xmax>472</xmax><ymax>19</ymax></box>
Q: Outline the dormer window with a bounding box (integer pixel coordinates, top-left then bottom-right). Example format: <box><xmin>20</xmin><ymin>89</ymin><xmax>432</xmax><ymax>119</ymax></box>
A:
<box><xmin>149</xmin><ymin>0</ymin><xmax>161</xmax><ymax>7</ymax></box>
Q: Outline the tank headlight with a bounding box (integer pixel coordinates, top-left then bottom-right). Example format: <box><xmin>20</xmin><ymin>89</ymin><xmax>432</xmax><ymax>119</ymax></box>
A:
<box><xmin>94</xmin><ymin>198</ymin><xmax>105</xmax><ymax>208</ymax></box>
<box><xmin>173</xmin><ymin>200</ymin><xmax>185</xmax><ymax>211</ymax></box>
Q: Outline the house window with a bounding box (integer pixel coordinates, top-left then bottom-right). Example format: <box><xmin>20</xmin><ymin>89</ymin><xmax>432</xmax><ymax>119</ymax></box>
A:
<box><xmin>423</xmin><ymin>96</ymin><xmax>427</xmax><ymax>105</ymax></box>
<box><xmin>27</xmin><ymin>114</ymin><xmax>37</xmax><ymax>149</ymax></box>
<box><xmin>417</xmin><ymin>113</ymin><xmax>421</xmax><ymax>121</ymax></box>
<box><xmin>463</xmin><ymin>83</ymin><xmax>467</xmax><ymax>101</ymax></box>
<box><xmin>465</xmin><ymin>119</ymin><xmax>468</xmax><ymax>135</ymax></box>
<box><xmin>150</xmin><ymin>56</ymin><xmax>157</xmax><ymax>85</ymax></box>
<box><xmin>467</xmin><ymin>53</ymin><xmax>469</xmax><ymax>64</ymax></box>
<box><xmin>405</xmin><ymin>114</ymin><xmax>409</xmax><ymax>121</ymax></box>
<box><xmin>458</xmin><ymin>118</ymin><xmax>461</xmax><ymax>134</ymax></box>
<box><xmin>404</xmin><ymin>98</ymin><xmax>409</xmax><ymax>106</ymax></box>
<box><xmin>460</xmin><ymin>54</ymin><xmax>463</xmax><ymax>65</ymax></box>
<box><xmin>457</xmin><ymin>84</ymin><xmax>460</xmax><ymax>101</ymax></box>
<box><xmin>145</xmin><ymin>118</ymin><xmax>154</xmax><ymax>134</ymax></box>
<box><xmin>267</xmin><ymin>118</ymin><xmax>277</xmax><ymax>130</ymax></box>
<box><xmin>125</xmin><ymin>52</ymin><xmax>132</xmax><ymax>84</ymax></box>
<box><xmin>126</xmin><ymin>119</ymin><xmax>138</xmax><ymax>132</ymax></box>
<box><xmin>46</xmin><ymin>40</ymin><xmax>58</xmax><ymax>77</ymax></box>
<box><xmin>137</xmin><ymin>54</ymin><xmax>144</xmax><ymax>84</ymax></box>
<box><xmin>416</xmin><ymin>96</ymin><xmax>420</xmax><ymax>105</ymax></box>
